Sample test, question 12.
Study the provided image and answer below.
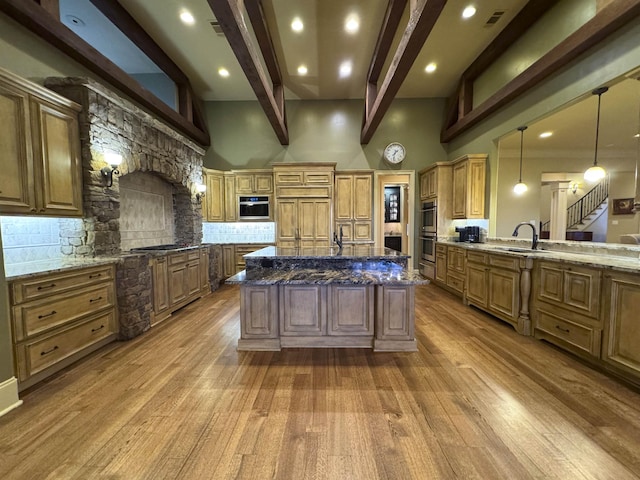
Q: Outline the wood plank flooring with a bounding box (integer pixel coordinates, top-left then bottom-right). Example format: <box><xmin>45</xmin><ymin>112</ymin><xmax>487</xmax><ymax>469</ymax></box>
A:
<box><xmin>1</xmin><ymin>283</ymin><xmax>640</xmax><ymax>479</ymax></box>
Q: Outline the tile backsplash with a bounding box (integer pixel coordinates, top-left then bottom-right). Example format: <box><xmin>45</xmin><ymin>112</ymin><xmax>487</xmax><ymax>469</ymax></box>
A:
<box><xmin>0</xmin><ymin>216</ymin><xmax>69</xmax><ymax>265</ymax></box>
<box><xmin>203</xmin><ymin>222</ymin><xmax>275</xmax><ymax>244</ymax></box>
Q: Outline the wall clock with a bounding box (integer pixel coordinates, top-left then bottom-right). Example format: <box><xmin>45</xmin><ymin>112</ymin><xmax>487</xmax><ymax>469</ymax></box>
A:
<box><xmin>383</xmin><ymin>142</ymin><xmax>406</xmax><ymax>164</ymax></box>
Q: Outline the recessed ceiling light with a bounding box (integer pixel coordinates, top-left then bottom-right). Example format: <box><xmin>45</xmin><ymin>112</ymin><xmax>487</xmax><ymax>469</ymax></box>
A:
<box><xmin>297</xmin><ymin>65</ymin><xmax>308</xmax><ymax>75</ymax></box>
<box><xmin>635</xmin><ymin>133</ymin><xmax>640</xmax><ymax>138</ymax></box>
<box><xmin>462</xmin><ymin>6</ymin><xmax>476</xmax><ymax>19</ymax></box>
<box><xmin>539</xmin><ymin>131</ymin><xmax>553</xmax><ymax>138</ymax></box>
<box><xmin>345</xmin><ymin>15</ymin><xmax>359</xmax><ymax>34</ymax></box>
<box><xmin>425</xmin><ymin>63</ymin><xmax>437</xmax><ymax>73</ymax></box>
<box><xmin>218</xmin><ymin>68</ymin><xmax>230</xmax><ymax>78</ymax></box>
<box><xmin>291</xmin><ymin>17</ymin><xmax>303</xmax><ymax>32</ymax></box>
<box><xmin>339</xmin><ymin>61</ymin><xmax>352</xmax><ymax>78</ymax></box>
<box><xmin>180</xmin><ymin>10</ymin><xmax>195</xmax><ymax>25</ymax></box>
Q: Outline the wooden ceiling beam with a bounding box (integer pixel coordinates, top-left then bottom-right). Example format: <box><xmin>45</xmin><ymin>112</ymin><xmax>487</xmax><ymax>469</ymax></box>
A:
<box><xmin>441</xmin><ymin>0</ymin><xmax>640</xmax><ymax>143</ymax></box>
<box><xmin>244</xmin><ymin>0</ymin><xmax>282</xmax><ymax>86</ymax></box>
<box><xmin>367</xmin><ymin>0</ymin><xmax>407</xmax><ymax>85</ymax></box>
<box><xmin>442</xmin><ymin>0</ymin><xmax>558</xmax><ymax>131</ymax></box>
<box><xmin>1</xmin><ymin>0</ymin><xmax>210</xmax><ymax>146</ymax></box>
<box><xmin>361</xmin><ymin>0</ymin><xmax>447</xmax><ymax>144</ymax></box>
<box><xmin>207</xmin><ymin>0</ymin><xmax>288</xmax><ymax>145</ymax></box>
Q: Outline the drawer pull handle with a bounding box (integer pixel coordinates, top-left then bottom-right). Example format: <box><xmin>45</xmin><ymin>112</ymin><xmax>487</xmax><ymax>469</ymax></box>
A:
<box><xmin>41</xmin><ymin>345</ymin><xmax>59</xmax><ymax>356</ymax></box>
<box><xmin>89</xmin><ymin>273</ymin><xmax>102</xmax><ymax>279</ymax></box>
<box><xmin>37</xmin><ymin>284</ymin><xmax>56</xmax><ymax>290</ymax></box>
<box><xmin>38</xmin><ymin>310</ymin><xmax>57</xmax><ymax>319</ymax></box>
<box><xmin>91</xmin><ymin>324</ymin><xmax>105</xmax><ymax>333</ymax></box>
<box><xmin>555</xmin><ymin>325</ymin><xmax>570</xmax><ymax>333</ymax></box>
<box><xmin>89</xmin><ymin>296</ymin><xmax>103</xmax><ymax>303</ymax></box>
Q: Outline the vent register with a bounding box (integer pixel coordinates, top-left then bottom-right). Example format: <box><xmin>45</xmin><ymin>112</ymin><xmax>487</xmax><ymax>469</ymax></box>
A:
<box><xmin>485</xmin><ymin>10</ymin><xmax>506</xmax><ymax>27</ymax></box>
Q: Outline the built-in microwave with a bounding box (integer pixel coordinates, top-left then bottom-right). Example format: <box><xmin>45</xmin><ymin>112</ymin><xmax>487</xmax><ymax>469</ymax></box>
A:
<box><xmin>238</xmin><ymin>196</ymin><xmax>270</xmax><ymax>220</ymax></box>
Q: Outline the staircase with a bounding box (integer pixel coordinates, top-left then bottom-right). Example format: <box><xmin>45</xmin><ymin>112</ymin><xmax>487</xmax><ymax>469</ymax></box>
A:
<box><xmin>541</xmin><ymin>177</ymin><xmax>609</xmax><ymax>238</ymax></box>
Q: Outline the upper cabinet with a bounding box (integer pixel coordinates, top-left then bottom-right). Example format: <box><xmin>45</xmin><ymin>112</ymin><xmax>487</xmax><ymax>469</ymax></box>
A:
<box><xmin>334</xmin><ymin>171</ymin><xmax>373</xmax><ymax>244</ymax></box>
<box><xmin>235</xmin><ymin>170</ymin><xmax>273</xmax><ymax>194</ymax></box>
<box><xmin>202</xmin><ymin>168</ymin><xmax>225</xmax><ymax>222</ymax></box>
<box><xmin>419</xmin><ymin>167</ymin><xmax>437</xmax><ymax>200</ymax></box>
<box><xmin>0</xmin><ymin>68</ymin><xmax>82</xmax><ymax>217</ymax></box>
<box><xmin>451</xmin><ymin>154</ymin><xmax>487</xmax><ymax>219</ymax></box>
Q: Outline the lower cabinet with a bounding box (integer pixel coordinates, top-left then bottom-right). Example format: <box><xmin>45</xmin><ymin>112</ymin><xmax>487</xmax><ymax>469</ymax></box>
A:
<box><xmin>446</xmin><ymin>246</ymin><xmax>466</xmax><ymax>296</ymax></box>
<box><xmin>10</xmin><ymin>264</ymin><xmax>118</xmax><ymax>390</ymax></box>
<box><xmin>150</xmin><ymin>248</ymin><xmax>209</xmax><ymax>325</ymax></box>
<box><xmin>435</xmin><ymin>244</ymin><xmax>447</xmax><ymax>284</ymax></box>
<box><xmin>602</xmin><ymin>271</ymin><xmax>640</xmax><ymax>381</ymax></box>
<box><xmin>221</xmin><ymin>244</ymin><xmax>272</xmax><ymax>278</ymax></box>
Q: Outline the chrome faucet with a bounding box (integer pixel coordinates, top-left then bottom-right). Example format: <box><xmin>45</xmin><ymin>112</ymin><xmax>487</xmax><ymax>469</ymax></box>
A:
<box><xmin>333</xmin><ymin>225</ymin><xmax>344</xmax><ymax>250</ymax></box>
<box><xmin>512</xmin><ymin>221</ymin><xmax>538</xmax><ymax>250</ymax></box>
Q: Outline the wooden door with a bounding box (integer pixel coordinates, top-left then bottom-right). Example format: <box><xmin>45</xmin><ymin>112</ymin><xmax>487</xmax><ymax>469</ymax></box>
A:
<box><xmin>31</xmin><ymin>99</ymin><xmax>82</xmax><ymax>216</ymax></box>
<box><xmin>0</xmin><ymin>82</ymin><xmax>35</xmax><ymax>213</ymax></box>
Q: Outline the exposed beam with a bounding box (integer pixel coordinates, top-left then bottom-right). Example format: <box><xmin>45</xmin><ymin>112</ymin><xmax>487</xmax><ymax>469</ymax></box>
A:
<box><xmin>35</xmin><ymin>0</ymin><xmax>59</xmax><ymax>18</ymax></box>
<box><xmin>443</xmin><ymin>0</ymin><xmax>558</xmax><ymax>131</ymax></box>
<box><xmin>441</xmin><ymin>0</ymin><xmax>640</xmax><ymax>143</ymax></box>
<box><xmin>0</xmin><ymin>0</ymin><xmax>210</xmax><ymax>146</ymax></box>
<box><xmin>207</xmin><ymin>0</ymin><xmax>288</xmax><ymax>145</ymax></box>
<box><xmin>244</xmin><ymin>0</ymin><xmax>282</xmax><ymax>86</ymax></box>
<box><xmin>88</xmin><ymin>0</ymin><xmax>208</xmax><ymax>136</ymax></box>
<box><xmin>367</xmin><ymin>0</ymin><xmax>407</xmax><ymax>85</ymax></box>
<box><xmin>361</xmin><ymin>0</ymin><xmax>447</xmax><ymax>144</ymax></box>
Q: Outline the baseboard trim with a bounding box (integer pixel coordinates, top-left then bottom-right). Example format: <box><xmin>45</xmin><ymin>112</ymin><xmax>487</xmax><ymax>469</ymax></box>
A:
<box><xmin>0</xmin><ymin>377</ymin><xmax>23</xmax><ymax>417</ymax></box>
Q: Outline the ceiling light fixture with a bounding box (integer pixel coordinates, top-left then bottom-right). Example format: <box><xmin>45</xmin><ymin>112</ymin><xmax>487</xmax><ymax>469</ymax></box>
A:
<box><xmin>339</xmin><ymin>61</ymin><xmax>352</xmax><ymax>78</ymax></box>
<box><xmin>291</xmin><ymin>18</ymin><xmax>303</xmax><ymax>32</ymax></box>
<box><xmin>635</xmin><ymin>133</ymin><xmax>640</xmax><ymax>138</ymax></box>
<box><xmin>539</xmin><ymin>131</ymin><xmax>553</xmax><ymax>138</ymax></box>
<box><xmin>584</xmin><ymin>86</ymin><xmax>608</xmax><ymax>182</ymax></box>
<box><xmin>462</xmin><ymin>6</ymin><xmax>477</xmax><ymax>19</ymax></box>
<box><xmin>345</xmin><ymin>16</ymin><xmax>359</xmax><ymax>34</ymax></box>
<box><xmin>297</xmin><ymin>65</ymin><xmax>308</xmax><ymax>75</ymax></box>
<box><xmin>425</xmin><ymin>63</ymin><xmax>437</xmax><ymax>73</ymax></box>
<box><xmin>218</xmin><ymin>67</ymin><xmax>230</xmax><ymax>77</ymax></box>
<box><xmin>513</xmin><ymin>126</ymin><xmax>528</xmax><ymax>195</ymax></box>
<box><xmin>180</xmin><ymin>10</ymin><xmax>195</xmax><ymax>25</ymax></box>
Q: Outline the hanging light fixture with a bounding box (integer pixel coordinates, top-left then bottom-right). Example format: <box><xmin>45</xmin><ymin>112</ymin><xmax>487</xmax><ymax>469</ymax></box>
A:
<box><xmin>584</xmin><ymin>86</ymin><xmax>608</xmax><ymax>182</ymax></box>
<box><xmin>513</xmin><ymin>125</ymin><xmax>528</xmax><ymax>194</ymax></box>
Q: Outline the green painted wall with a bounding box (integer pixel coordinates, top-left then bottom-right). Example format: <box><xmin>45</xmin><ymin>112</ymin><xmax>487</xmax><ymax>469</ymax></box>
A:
<box><xmin>203</xmin><ymin>98</ymin><xmax>447</xmax><ymax>171</ymax></box>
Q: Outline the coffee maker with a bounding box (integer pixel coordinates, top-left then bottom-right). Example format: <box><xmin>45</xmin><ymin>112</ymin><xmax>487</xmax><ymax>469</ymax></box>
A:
<box><xmin>455</xmin><ymin>226</ymin><xmax>481</xmax><ymax>243</ymax></box>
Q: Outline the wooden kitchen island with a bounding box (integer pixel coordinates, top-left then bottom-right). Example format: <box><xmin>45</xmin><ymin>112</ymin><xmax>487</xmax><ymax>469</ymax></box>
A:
<box><xmin>226</xmin><ymin>246</ymin><xmax>428</xmax><ymax>352</ymax></box>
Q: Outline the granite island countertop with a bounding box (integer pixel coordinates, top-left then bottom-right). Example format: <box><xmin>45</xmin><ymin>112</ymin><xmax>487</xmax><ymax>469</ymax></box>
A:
<box><xmin>437</xmin><ymin>239</ymin><xmax>640</xmax><ymax>274</ymax></box>
<box><xmin>226</xmin><ymin>267</ymin><xmax>428</xmax><ymax>285</ymax></box>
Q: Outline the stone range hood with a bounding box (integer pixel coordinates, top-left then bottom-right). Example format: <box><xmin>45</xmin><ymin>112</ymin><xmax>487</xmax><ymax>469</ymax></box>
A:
<box><xmin>42</xmin><ymin>77</ymin><xmax>220</xmax><ymax>339</ymax></box>
<box><xmin>44</xmin><ymin>76</ymin><xmax>205</xmax><ymax>256</ymax></box>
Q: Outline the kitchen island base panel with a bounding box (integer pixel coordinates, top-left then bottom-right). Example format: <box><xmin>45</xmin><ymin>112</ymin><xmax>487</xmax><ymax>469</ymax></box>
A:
<box><xmin>374</xmin><ymin>339</ymin><xmax>418</xmax><ymax>352</ymax></box>
<box><xmin>237</xmin><ymin>338</ymin><xmax>281</xmax><ymax>351</ymax></box>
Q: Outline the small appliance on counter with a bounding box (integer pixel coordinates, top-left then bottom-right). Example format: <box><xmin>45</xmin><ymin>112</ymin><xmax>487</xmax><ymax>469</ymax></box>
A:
<box><xmin>455</xmin><ymin>226</ymin><xmax>481</xmax><ymax>243</ymax></box>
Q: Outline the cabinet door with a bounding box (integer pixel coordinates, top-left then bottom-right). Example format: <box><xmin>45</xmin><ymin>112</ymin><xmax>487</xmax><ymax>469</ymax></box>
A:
<box><xmin>435</xmin><ymin>253</ymin><xmax>447</xmax><ymax>283</ymax></box>
<box><xmin>352</xmin><ymin>221</ymin><xmax>372</xmax><ymax>242</ymax></box>
<box><xmin>488</xmin><ymin>268</ymin><xmax>519</xmax><ymax>323</ymax></box>
<box><xmin>152</xmin><ymin>257</ymin><xmax>170</xmax><ymax>317</ymax></box>
<box><xmin>222</xmin><ymin>245</ymin><xmax>235</xmax><ymax>278</ymax></box>
<box><xmin>254</xmin><ymin>173</ymin><xmax>273</xmax><ymax>193</ymax></box>
<box><xmin>224</xmin><ymin>174</ymin><xmax>236</xmax><ymax>221</ymax></box>
<box><xmin>452</xmin><ymin>162</ymin><xmax>467</xmax><ymax>218</ymax></box>
<box><xmin>603</xmin><ymin>274</ymin><xmax>640</xmax><ymax>377</ymax></box>
<box><xmin>200</xmin><ymin>249</ymin><xmax>210</xmax><ymax>292</ymax></box>
<box><xmin>298</xmin><ymin>198</ymin><xmax>331</xmax><ymax>247</ymax></box>
<box><xmin>467</xmin><ymin>160</ymin><xmax>486</xmax><ymax>218</ymax></box>
<box><xmin>328</xmin><ymin>285</ymin><xmax>373</xmax><ymax>335</ymax></box>
<box><xmin>31</xmin><ymin>99</ymin><xmax>82</xmax><ymax>216</ymax></box>
<box><xmin>168</xmin><ymin>263</ymin><xmax>188</xmax><ymax>306</ymax></box>
<box><xmin>186</xmin><ymin>260</ymin><xmax>201</xmax><ymax>297</ymax></box>
<box><xmin>563</xmin><ymin>268</ymin><xmax>601</xmax><ymax>318</ymax></box>
<box><xmin>279</xmin><ymin>285</ymin><xmax>326</xmax><ymax>335</ymax></box>
<box><xmin>466</xmin><ymin>263</ymin><xmax>488</xmax><ymax>307</ymax></box>
<box><xmin>312</xmin><ymin>198</ymin><xmax>332</xmax><ymax>246</ymax></box>
<box><xmin>235</xmin><ymin>174</ymin><xmax>253</xmax><ymax>194</ymax></box>
<box><xmin>334</xmin><ymin>175</ymin><xmax>353</xmax><ymax>221</ymax></box>
<box><xmin>375</xmin><ymin>285</ymin><xmax>414</xmax><ymax>340</ymax></box>
<box><xmin>353</xmin><ymin>174</ymin><xmax>373</xmax><ymax>221</ymax></box>
<box><xmin>276</xmin><ymin>199</ymin><xmax>298</xmax><ymax>246</ymax></box>
<box><xmin>419</xmin><ymin>171</ymin><xmax>429</xmax><ymax>200</ymax></box>
<box><xmin>204</xmin><ymin>171</ymin><xmax>224</xmax><ymax>222</ymax></box>
<box><xmin>241</xmin><ymin>285</ymin><xmax>279</xmax><ymax>338</ymax></box>
<box><xmin>0</xmin><ymin>83</ymin><xmax>35</xmax><ymax>213</ymax></box>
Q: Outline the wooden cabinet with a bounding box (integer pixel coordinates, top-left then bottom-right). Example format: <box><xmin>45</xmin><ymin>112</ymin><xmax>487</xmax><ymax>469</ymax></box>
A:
<box><xmin>234</xmin><ymin>170</ymin><xmax>273</xmax><ymax>194</ymax></box>
<box><xmin>374</xmin><ymin>285</ymin><xmax>416</xmax><ymax>351</ymax></box>
<box><xmin>0</xmin><ymin>68</ymin><xmax>82</xmax><ymax>216</ymax></box>
<box><xmin>200</xmin><ymin>248</ymin><xmax>210</xmax><ymax>294</ymax></box>
<box><xmin>328</xmin><ymin>285</ymin><xmax>374</xmax><ymax>336</ymax></box>
<box><xmin>334</xmin><ymin>171</ymin><xmax>373</xmax><ymax>244</ymax></box>
<box><xmin>276</xmin><ymin>198</ymin><xmax>332</xmax><ymax>248</ymax></box>
<box><xmin>223</xmin><ymin>172</ymin><xmax>236</xmax><ymax>221</ymax></box>
<box><xmin>451</xmin><ymin>154</ymin><xmax>486</xmax><ymax>219</ymax></box>
<box><xmin>446</xmin><ymin>246</ymin><xmax>466</xmax><ymax>296</ymax></box>
<box><xmin>602</xmin><ymin>271</ymin><xmax>640</xmax><ymax>380</ymax></box>
<box><xmin>222</xmin><ymin>245</ymin><xmax>235</xmax><ymax>278</ymax></box>
<box><xmin>238</xmin><ymin>285</ymin><xmax>279</xmax><ymax>350</ymax></box>
<box><xmin>419</xmin><ymin>167</ymin><xmax>437</xmax><ymax>200</ymax></box>
<box><xmin>202</xmin><ymin>168</ymin><xmax>224</xmax><ymax>222</ymax></box>
<box><xmin>10</xmin><ymin>264</ymin><xmax>117</xmax><ymax>390</ymax></box>
<box><xmin>466</xmin><ymin>251</ymin><xmax>489</xmax><ymax>307</ymax></box>
<box><xmin>151</xmin><ymin>256</ymin><xmax>170</xmax><ymax>324</ymax></box>
<box><xmin>235</xmin><ymin>244</ymin><xmax>270</xmax><ymax>273</ymax></box>
<box><xmin>280</xmin><ymin>285</ymin><xmax>326</xmax><ymax>336</ymax></box>
<box><xmin>533</xmin><ymin>261</ymin><xmax>602</xmax><ymax>357</ymax></box>
<box><xmin>435</xmin><ymin>243</ymin><xmax>447</xmax><ymax>284</ymax></box>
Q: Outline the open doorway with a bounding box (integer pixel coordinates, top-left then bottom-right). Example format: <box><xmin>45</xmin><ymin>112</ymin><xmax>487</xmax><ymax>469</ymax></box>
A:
<box><xmin>374</xmin><ymin>172</ymin><xmax>415</xmax><ymax>259</ymax></box>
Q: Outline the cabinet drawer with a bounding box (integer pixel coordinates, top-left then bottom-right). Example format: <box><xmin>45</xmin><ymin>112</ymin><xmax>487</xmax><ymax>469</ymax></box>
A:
<box><xmin>489</xmin><ymin>255</ymin><xmax>519</xmax><ymax>271</ymax></box>
<box><xmin>168</xmin><ymin>252</ymin><xmax>187</xmax><ymax>265</ymax></box>
<box><xmin>275</xmin><ymin>172</ymin><xmax>303</xmax><ymax>185</ymax></box>
<box><xmin>467</xmin><ymin>251</ymin><xmax>488</xmax><ymax>264</ymax></box>
<box><xmin>18</xmin><ymin>311</ymin><xmax>116</xmax><ymax>378</ymax></box>
<box><xmin>447</xmin><ymin>273</ymin><xmax>465</xmax><ymax>295</ymax></box>
<box><xmin>12</xmin><ymin>283</ymin><xmax>114</xmax><ymax>341</ymax></box>
<box><xmin>435</xmin><ymin>244</ymin><xmax>447</xmax><ymax>255</ymax></box>
<box><xmin>536</xmin><ymin>308</ymin><xmax>600</xmax><ymax>357</ymax></box>
<box><xmin>187</xmin><ymin>250</ymin><xmax>201</xmax><ymax>262</ymax></box>
<box><xmin>11</xmin><ymin>265</ymin><xmax>114</xmax><ymax>304</ymax></box>
<box><xmin>304</xmin><ymin>172</ymin><xmax>332</xmax><ymax>184</ymax></box>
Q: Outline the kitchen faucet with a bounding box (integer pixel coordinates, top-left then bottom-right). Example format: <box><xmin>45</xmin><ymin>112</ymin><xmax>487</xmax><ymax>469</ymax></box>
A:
<box><xmin>512</xmin><ymin>221</ymin><xmax>538</xmax><ymax>250</ymax></box>
<box><xmin>333</xmin><ymin>225</ymin><xmax>344</xmax><ymax>250</ymax></box>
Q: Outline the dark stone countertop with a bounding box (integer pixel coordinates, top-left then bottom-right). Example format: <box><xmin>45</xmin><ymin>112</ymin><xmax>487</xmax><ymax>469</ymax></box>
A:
<box><xmin>225</xmin><ymin>268</ymin><xmax>428</xmax><ymax>286</ymax></box>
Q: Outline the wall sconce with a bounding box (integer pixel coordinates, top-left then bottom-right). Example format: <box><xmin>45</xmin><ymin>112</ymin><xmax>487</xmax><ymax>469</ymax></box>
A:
<box><xmin>101</xmin><ymin>152</ymin><xmax>122</xmax><ymax>187</ymax></box>
<box><xmin>513</xmin><ymin>125</ymin><xmax>528</xmax><ymax>195</ymax></box>
<box><xmin>584</xmin><ymin>87</ymin><xmax>608</xmax><ymax>182</ymax></box>
<box><xmin>195</xmin><ymin>183</ymin><xmax>206</xmax><ymax>202</ymax></box>
<box><xmin>569</xmin><ymin>181</ymin><xmax>579</xmax><ymax>194</ymax></box>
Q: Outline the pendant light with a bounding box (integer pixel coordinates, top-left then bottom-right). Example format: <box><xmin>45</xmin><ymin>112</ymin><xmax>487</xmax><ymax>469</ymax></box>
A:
<box><xmin>513</xmin><ymin>125</ymin><xmax>528</xmax><ymax>194</ymax></box>
<box><xmin>584</xmin><ymin>86</ymin><xmax>608</xmax><ymax>182</ymax></box>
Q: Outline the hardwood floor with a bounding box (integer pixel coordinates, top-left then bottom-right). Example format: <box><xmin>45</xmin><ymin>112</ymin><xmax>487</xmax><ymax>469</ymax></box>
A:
<box><xmin>2</xmin><ymin>283</ymin><xmax>640</xmax><ymax>479</ymax></box>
